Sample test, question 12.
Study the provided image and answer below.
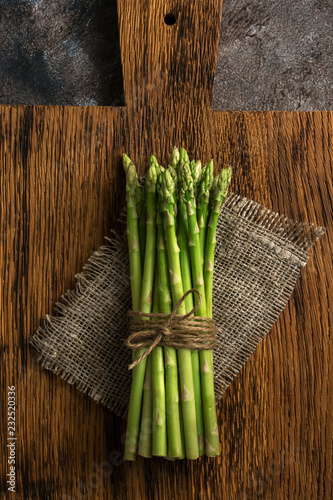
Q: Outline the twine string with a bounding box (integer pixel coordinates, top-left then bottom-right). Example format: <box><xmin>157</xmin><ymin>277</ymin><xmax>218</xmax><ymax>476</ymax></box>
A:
<box><xmin>126</xmin><ymin>288</ymin><xmax>217</xmax><ymax>370</ymax></box>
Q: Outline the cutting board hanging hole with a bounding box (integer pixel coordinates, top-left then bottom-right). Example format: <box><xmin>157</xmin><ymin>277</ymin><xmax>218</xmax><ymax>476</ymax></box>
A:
<box><xmin>164</xmin><ymin>13</ymin><xmax>177</xmax><ymax>26</ymax></box>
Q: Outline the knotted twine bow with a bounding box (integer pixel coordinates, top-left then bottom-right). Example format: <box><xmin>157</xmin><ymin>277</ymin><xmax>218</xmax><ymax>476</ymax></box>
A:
<box><xmin>125</xmin><ymin>289</ymin><xmax>217</xmax><ymax>370</ymax></box>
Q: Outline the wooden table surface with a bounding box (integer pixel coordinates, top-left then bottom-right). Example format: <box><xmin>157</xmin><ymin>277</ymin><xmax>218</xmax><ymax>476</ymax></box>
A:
<box><xmin>1</xmin><ymin>1</ymin><xmax>332</xmax><ymax>498</ymax></box>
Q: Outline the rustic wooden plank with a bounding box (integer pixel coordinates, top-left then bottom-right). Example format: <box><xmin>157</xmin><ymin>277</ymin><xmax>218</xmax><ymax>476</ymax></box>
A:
<box><xmin>1</xmin><ymin>1</ymin><xmax>332</xmax><ymax>499</ymax></box>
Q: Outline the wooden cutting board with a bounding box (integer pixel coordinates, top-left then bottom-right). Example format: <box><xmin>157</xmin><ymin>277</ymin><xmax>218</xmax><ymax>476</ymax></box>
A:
<box><xmin>1</xmin><ymin>1</ymin><xmax>332</xmax><ymax>498</ymax></box>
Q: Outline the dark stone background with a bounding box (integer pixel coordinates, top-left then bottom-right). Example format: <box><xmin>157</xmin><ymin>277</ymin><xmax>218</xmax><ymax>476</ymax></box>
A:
<box><xmin>0</xmin><ymin>0</ymin><xmax>124</xmax><ymax>105</ymax></box>
<box><xmin>212</xmin><ymin>0</ymin><xmax>333</xmax><ymax>110</ymax></box>
<box><xmin>1</xmin><ymin>1</ymin><xmax>332</xmax><ymax>109</ymax></box>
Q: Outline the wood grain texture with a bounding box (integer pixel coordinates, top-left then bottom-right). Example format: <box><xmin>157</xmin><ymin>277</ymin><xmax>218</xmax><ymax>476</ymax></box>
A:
<box><xmin>1</xmin><ymin>1</ymin><xmax>332</xmax><ymax>499</ymax></box>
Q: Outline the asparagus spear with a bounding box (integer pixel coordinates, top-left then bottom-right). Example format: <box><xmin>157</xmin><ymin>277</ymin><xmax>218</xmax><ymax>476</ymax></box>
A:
<box><xmin>138</xmin><ymin>265</ymin><xmax>159</xmax><ymax>457</ymax></box>
<box><xmin>123</xmin><ymin>158</ymin><xmax>143</xmax><ymax>460</ymax></box>
<box><xmin>180</xmin><ymin>160</ymin><xmax>220</xmax><ymax>457</ymax></box>
<box><xmin>178</xmin><ymin>383</ymin><xmax>186</xmax><ymax>460</ymax></box>
<box><xmin>124</xmin><ymin>148</ymin><xmax>228</xmax><ymax>462</ymax></box>
<box><xmin>179</xmin><ymin>147</ymin><xmax>189</xmax><ymax>169</ymax></box>
<box><xmin>175</xmin><ymin>147</ymin><xmax>192</xmax><ymax>314</ymax></box>
<box><xmin>122</xmin><ymin>153</ymin><xmax>132</xmax><ymax>172</ymax></box>
<box><xmin>157</xmin><ymin>168</ymin><xmax>183</xmax><ymax>458</ymax></box>
<box><xmin>180</xmin><ymin>162</ymin><xmax>207</xmax><ymax>313</ymax></box>
<box><xmin>155</xmin><ymin>191</ymin><xmax>182</xmax><ymax>457</ymax></box>
<box><xmin>124</xmin><ymin>162</ymin><xmax>157</xmax><ymax>460</ymax></box>
<box><xmin>177</xmin><ymin>184</ymin><xmax>194</xmax><ymax>313</ymax></box>
<box><xmin>138</xmin><ymin>354</ymin><xmax>152</xmax><ymax>457</ymax></box>
<box><xmin>140</xmin><ymin>163</ymin><xmax>158</xmax><ymax>316</ymax></box>
<box><xmin>197</xmin><ymin>160</ymin><xmax>214</xmax><ymax>263</ymax></box>
<box><xmin>177</xmin><ymin>163</ymin><xmax>205</xmax><ymax>455</ymax></box>
<box><xmin>138</xmin><ymin>155</ymin><xmax>159</xmax><ymax>267</ymax></box>
<box><xmin>138</xmin><ymin>196</ymin><xmax>146</xmax><ymax>270</ymax></box>
<box><xmin>123</xmin><ymin>158</ymin><xmax>142</xmax><ymax>312</ymax></box>
<box><xmin>151</xmin><ymin>308</ymin><xmax>167</xmax><ymax>455</ymax></box>
<box><xmin>202</xmin><ymin>167</ymin><xmax>231</xmax><ymax>456</ymax></box>
<box><xmin>205</xmin><ymin>168</ymin><xmax>232</xmax><ymax>317</ymax></box>
<box><xmin>190</xmin><ymin>159</ymin><xmax>202</xmax><ymax>188</ymax></box>
<box><xmin>169</xmin><ymin>146</ymin><xmax>180</xmax><ymax>169</ymax></box>
<box><xmin>160</xmin><ymin>170</ymin><xmax>199</xmax><ymax>460</ymax></box>
<box><xmin>151</xmin><ymin>209</ymin><xmax>167</xmax><ymax>457</ymax></box>
<box><xmin>139</xmin><ymin>262</ymin><xmax>162</xmax><ymax>457</ymax></box>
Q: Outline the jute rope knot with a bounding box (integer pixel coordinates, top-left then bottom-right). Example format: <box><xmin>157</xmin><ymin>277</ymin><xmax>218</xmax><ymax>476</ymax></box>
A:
<box><xmin>125</xmin><ymin>289</ymin><xmax>217</xmax><ymax>370</ymax></box>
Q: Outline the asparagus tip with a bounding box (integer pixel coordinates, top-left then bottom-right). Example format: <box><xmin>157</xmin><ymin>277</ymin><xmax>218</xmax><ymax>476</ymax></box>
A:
<box><xmin>122</xmin><ymin>153</ymin><xmax>132</xmax><ymax>173</ymax></box>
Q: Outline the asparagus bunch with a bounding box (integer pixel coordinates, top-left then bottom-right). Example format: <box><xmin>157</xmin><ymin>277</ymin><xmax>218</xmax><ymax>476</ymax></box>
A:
<box><xmin>123</xmin><ymin>148</ymin><xmax>231</xmax><ymax>460</ymax></box>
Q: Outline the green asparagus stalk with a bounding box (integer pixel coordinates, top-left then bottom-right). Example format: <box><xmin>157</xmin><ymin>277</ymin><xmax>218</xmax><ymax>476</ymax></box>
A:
<box><xmin>123</xmin><ymin>158</ymin><xmax>142</xmax><ymax>312</ymax></box>
<box><xmin>177</xmin><ymin>195</ymin><xmax>193</xmax><ymax>314</ymax></box>
<box><xmin>169</xmin><ymin>146</ymin><xmax>180</xmax><ymax>169</ymax></box>
<box><xmin>138</xmin><ymin>266</ymin><xmax>158</xmax><ymax>457</ymax></box>
<box><xmin>190</xmin><ymin>346</ymin><xmax>204</xmax><ymax>454</ymax></box>
<box><xmin>197</xmin><ymin>160</ymin><xmax>214</xmax><ymax>263</ymax></box>
<box><xmin>178</xmin><ymin>384</ymin><xmax>186</xmax><ymax>460</ymax></box>
<box><xmin>123</xmin><ymin>158</ymin><xmax>143</xmax><ymax>460</ymax></box>
<box><xmin>175</xmin><ymin>147</ymin><xmax>191</xmax><ymax>313</ymax></box>
<box><xmin>151</xmin><ymin>243</ymin><xmax>167</xmax><ymax>456</ymax></box>
<box><xmin>122</xmin><ymin>153</ymin><xmax>132</xmax><ymax>173</ymax></box>
<box><xmin>179</xmin><ymin>147</ymin><xmax>189</xmax><ymax>169</ymax></box>
<box><xmin>141</xmin><ymin>161</ymin><xmax>167</xmax><ymax>458</ymax></box>
<box><xmin>138</xmin><ymin>264</ymin><xmax>160</xmax><ymax>457</ymax></box>
<box><xmin>140</xmin><ymin>163</ymin><xmax>158</xmax><ymax>315</ymax></box>
<box><xmin>138</xmin><ymin>155</ymin><xmax>159</xmax><ymax>268</ymax></box>
<box><xmin>138</xmin><ymin>354</ymin><xmax>152</xmax><ymax>457</ymax></box>
<box><xmin>151</xmin><ymin>332</ymin><xmax>167</xmax><ymax>455</ymax></box>
<box><xmin>177</xmin><ymin>167</ymin><xmax>205</xmax><ymax>455</ymax></box>
<box><xmin>156</xmin><ymin>171</ymin><xmax>183</xmax><ymax>458</ymax></box>
<box><xmin>160</xmin><ymin>170</ymin><xmax>199</xmax><ymax>460</ymax></box>
<box><xmin>167</xmin><ymin>165</ymin><xmax>178</xmax><ymax>231</ymax></box>
<box><xmin>190</xmin><ymin>159</ymin><xmax>202</xmax><ymax>188</ymax></box>
<box><xmin>180</xmin><ymin>162</ymin><xmax>207</xmax><ymax>313</ymax></box>
<box><xmin>202</xmin><ymin>167</ymin><xmax>231</xmax><ymax>456</ymax></box>
<box><xmin>204</xmin><ymin>167</ymin><xmax>232</xmax><ymax>317</ymax></box>
<box><xmin>124</xmin><ymin>148</ymin><xmax>229</xmax><ymax>462</ymax></box>
<box><xmin>138</xmin><ymin>197</ymin><xmax>146</xmax><ymax>269</ymax></box>
<box><xmin>124</xmin><ymin>162</ymin><xmax>157</xmax><ymax>461</ymax></box>
<box><xmin>180</xmin><ymin>160</ymin><xmax>220</xmax><ymax>457</ymax></box>
<box><xmin>149</xmin><ymin>153</ymin><xmax>160</xmax><ymax>172</ymax></box>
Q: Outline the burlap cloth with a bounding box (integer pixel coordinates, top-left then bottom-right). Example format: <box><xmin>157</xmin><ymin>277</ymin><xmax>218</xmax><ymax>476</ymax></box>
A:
<box><xmin>30</xmin><ymin>194</ymin><xmax>325</xmax><ymax>417</ymax></box>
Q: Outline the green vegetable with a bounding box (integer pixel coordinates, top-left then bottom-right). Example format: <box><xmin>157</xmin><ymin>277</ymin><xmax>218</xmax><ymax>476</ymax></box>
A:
<box><xmin>169</xmin><ymin>146</ymin><xmax>180</xmax><ymax>169</ymax></box>
<box><xmin>151</xmin><ymin>216</ymin><xmax>167</xmax><ymax>457</ymax></box>
<box><xmin>201</xmin><ymin>166</ymin><xmax>231</xmax><ymax>456</ymax></box>
<box><xmin>123</xmin><ymin>157</ymin><xmax>144</xmax><ymax>461</ymax></box>
<box><xmin>156</xmin><ymin>180</ymin><xmax>183</xmax><ymax>458</ymax></box>
<box><xmin>124</xmin><ymin>160</ymin><xmax>157</xmax><ymax>460</ymax></box>
<box><xmin>178</xmin><ymin>157</ymin><xmax>205</xmax><ymax>455</ymax></box>
<box><xmin>138</xmin><ymin>354</ymin><xmax>152</xmax><ymax>457</ymax></box>
<box><xmin>204</xmin><ymin>167</ymin><xmax>232</xmax><ymax>317</ymax></box>
<box><xmin>197</xmin><ymin>160</ymin><xmax>214</xmax><ymax>264</ymax></box>
<box><xmin>160</xmin><ymin>170</ymin><xmax>199</xmax><ymax>460</ymax></box>
<box><xmin>123</xmin><ymin>149</ymin><xmax>232</xmax><ymax>461</ymax></box>
<box><xmin>179</xmin><ymin>160</ymin><xmax>219</xmax><ymax>456</ymax></box>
